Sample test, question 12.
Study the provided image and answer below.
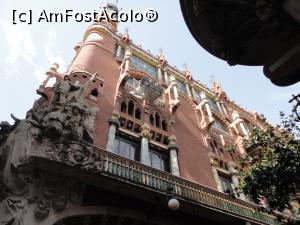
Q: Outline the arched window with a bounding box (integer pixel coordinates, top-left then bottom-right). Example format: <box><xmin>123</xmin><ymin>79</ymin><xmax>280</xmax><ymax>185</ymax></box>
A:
<box><xmin>155</xmin><ymin>113</ymin><xmax>160</xmax><ymax>128</ymax></box>
<box><xmin>135</xmin><ymin>108</ymin><xmax>141</xmax><ymax>120</ymax></box>
<box><xmin>128</xmin><ymin>101</ymin><xmax>134</xmax><ymax>116</ymax></box>
<box><xmin>90</xmin><ymin>88</ymin><xmax>98</xmax><ymax>99</ymax></box>
<box><xmin>150</xmin><ymin>114</ymin><xmax>154</xmax><ymax>125</ymax></box>
<box><xmin>162</xmin><ymin>120</ymin><xmax>167</xmax><ymax>131</ymax></box>
<box><xmin>120</xmin><ymin>101</ymin><xmax>127</xmax><ymax>113</ymax></box>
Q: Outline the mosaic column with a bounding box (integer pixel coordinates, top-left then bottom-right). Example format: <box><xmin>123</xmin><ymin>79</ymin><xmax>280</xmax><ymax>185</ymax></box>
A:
<box><xmin>216</xmin><ymin>101</ymin><xmax>223</xmax><ymax>113</ymax></box>
<box><xmin>163</xmin><ymin>69</ymin><xmax>169</xmax><ymax>85</ymax></box>
<box><xmin>170</xmin><ymin>76</ymin><xmax>179</xmax><ymax>100</ymax></box>
<box><xmin>185</xmin><ymin>81</ymin><xmax>192</xmax><ymax>98</ymax></box>
<box><xmin>208</xmin><ymin>153</ymin><xmax>223</xmax><ymax>192</ymax></box>
<box><xmin>239</xmin><ymin>122</ymin><xmax>249</xmax><ymax>136</ymax></box>
<box><xmin>106</xmin><ymin>113</ymin><xmax>120</xmax><ymax>152</ymax></box>
<box><xmin>124</xmin><ymin>49</ymin><xmax>132</xmax><ymax>72</ymax></box>
<box><xmin>116</xmin><ymin>44</ymin><xmax>122</xmax><ymax>58</ymax></box>
<box><xmin>228</xmin><ymin>161</ymin><xmax>246</xmax><ymax>200</ymax></box>
<box><xmin>190</xmin><ymin>84</ymin><xmax>197</xmax><ymax>99</ymax></box>
<box><xmin>168</xmin><ymin>135</ymin><xmax>180</xmax><ymax>176</ymax></box>
<box><xmin>139</xmin><ymin>123</ymin><xmax>152</xmax><ymax>166</ymax></box>
<box><xmin>157</xmin><ymin>66</ymin><xmax>163</xmax><ymax>82</ymax></box>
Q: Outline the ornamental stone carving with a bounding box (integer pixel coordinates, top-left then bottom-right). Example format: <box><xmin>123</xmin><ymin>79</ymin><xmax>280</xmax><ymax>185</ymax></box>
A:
<box><xmin>139</xmin><ymin>123</ymin><xmax>152</xmax><ymax>139</ymax></box>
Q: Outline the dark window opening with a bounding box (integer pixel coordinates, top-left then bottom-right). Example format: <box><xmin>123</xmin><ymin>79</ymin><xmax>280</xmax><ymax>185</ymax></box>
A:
<box><xmin>121</xmin><ymin>101</ymin><xmax>127</xmax><ymax>113</ymax></box>
<box><xmin>155</xmin><ymin>113</ymin><xmax>160</xmax><ymax>128</ymax></box>
<box><xmin>90</xmin><ymin>88</ymin><xmax>98</xmax><ymax>98</ymax></box>
<box><xmin>133</xmin><ymin>124</ymin><xmax>141</xmax><ymax>133</ymax></box>
<box><xmin>163</xmin><ymin>136</ymin><xmax>169</xmax><ymax>145</ymax></box>
<box><xmin>219</xmin><ymin>174</ymin><xmax>234</xmax><ymax>195</ymax></box>
<box><xmin>155</xmin><ymin>133</ymin><xmax>162</xmax><ymax>142</ymax></box>
<box><xmin>128</xmin><ymin>101</ymin><xmax>134</xmax><ymax>116</ymax></box>
<box><xmin>162</xmin><ymin>120</ymin><xmax>167</xmax><ymax>131</ymax></box>
<box><xmin>150</xmin><ymin>114</ymin><xmax>154</xmax><ymax>125</ymax></box>
<box><xmin>82</xmin><ymin>75</ymin><xmax>87</xmax><ymax>78</ymax></box>
<box><xmin>119</xmin><ymin>117</ymin><xmax>126</xmax><ymax>127</ymax></box>
<box><xmin>126</xmin><ymin>120</ymin><xmax>133</xmax><ymax>130</ymax></box>
<box><xmin>135</xmin><ymin>108</ymin><xmax>141</xmax><ymax>120</ymax></box>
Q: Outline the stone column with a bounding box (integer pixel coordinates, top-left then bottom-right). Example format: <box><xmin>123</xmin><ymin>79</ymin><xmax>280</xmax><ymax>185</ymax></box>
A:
<box><xmin>221</xmin><ymin>103</ymin><xmax>228</xmax><ymax>116</ymax></box>
<box><xmin>106</xmin><ymin>114</ymin><xmax>120</xmax><ymax>152</ymax></box>
<box><xmin>139</xmin><ymin>123</ymin><xmax>152</xmax><ymax>166</ymax></box>
<box><xmin>208</xmin><ymin>153</ymin><xmax>223</xmax><ymax>192</ymax></box>
<box><xmin>116</xmin><ymin>45</ymin><xmax>122</xmax><ymax>57</ymax></box>
<box><xmin>190</xmin><ymin>84</ymin><xmax>197</xmax><ymax>99</ymax></box>
<box><xmin>216</xmin><ymin>101</ymin><xmax>223</xmax><ymax>113</ymax></box>
<box><xmin>228</xmin><ymin>161</ymin><xmax>246</xmax><ymax>200</ymax></box>
<box><xmin>239</xmin><ymin>122</ymin><xmax>249</xmax><ymax>136</ymax></box>
<box><xmin>163</xmin><ymin>69</ymin><xmax>169</xmax><ymax>85</ymax></box>
<box><xmin>185</xmin><ymin>81</ymin><xmax>192</xmax><ymax>98</ymax></box>
<box><xmin>157</xmin><ymin>66</ymin><xmax>163</xmax><ymax>82</ymax></box>
<box><xmin>168</xmin><ymin>135</ymin><xmax>180</xmax><ymax>176</ymax></box>
<box><xmin>170</xmin><ymin>76</ymin><xmax>179</xmax><ymax>100</ymax></box>
<box><xmin>124</xmin><ymin>49</ymin><xmax>132</xmax><ymax>72</ymax></box>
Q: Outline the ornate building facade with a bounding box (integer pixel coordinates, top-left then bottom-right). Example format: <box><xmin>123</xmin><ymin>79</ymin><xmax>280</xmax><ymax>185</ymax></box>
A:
<box><xmin>0</xmin><ymin>3</ymin><xmax>286</xmax><ymax>225</ymax></box>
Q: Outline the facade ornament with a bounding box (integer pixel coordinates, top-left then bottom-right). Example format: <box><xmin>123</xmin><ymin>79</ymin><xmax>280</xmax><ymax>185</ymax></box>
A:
<box><xmin>183</xmin><ymin>64</ymin><xmax>192</xmax><ymax>82</ymax></box>
<box><xmin>121</xmin><ymin>30</ymin><xmax>130</xmax><ymax>44</ymax></box>
<box><xmin>164</xmin><ymin>76</ymin><xmax>180</xmax><ymax>114</ymax></box>
<box><xmin>168</xmin><ymin>135</ymin><xmax>179</xmax><ymax>151</ymax></box>
<box><xmin>40</xmin><ymin>63</ymin><xmax>64</xmax><ymax>89</ymax></box>
<box><xmin>212</xmin><ymin>81</ymin><xmax>228</xmax><ymax>101</ymax></box>
<box><xmin>139</xmin><ymin>123</ymin><xmax>152</xmax><ymax>139</ymax></box>
<box><xmin>106</xmin><ymin>113</ymin><xmax>120</xmax><ymax>152</ymax></box>
<box><xmin>230</xmin><ymin>111</ymin><xmax>249</xmax><ymax>137</ymax></box>
<box><xmin>208</xmin><ymin>152</ymin><xmax>218</xmax><ymax>167</ymax></box>
<box><xmin>196</xmin><ymin>92</ymin><xmax>214</xmax><ymax>129</ymax></box>
<box><xmin>158</xmin><ymin>49</ymin><xmax>167</xmax><ymax>66</ymax></box>
<box><xmin>108</xmin><ymin>113</ymin><xmax>120</xmax><ymax>128</ymax></box>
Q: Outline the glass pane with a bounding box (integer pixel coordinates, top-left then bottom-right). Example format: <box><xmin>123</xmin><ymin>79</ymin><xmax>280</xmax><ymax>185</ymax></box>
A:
<box><xmin>131</xmin><ymin>55</ymin><xmax>158</xmax><ymax>79</ymax></box>
<box><xmin>150</xmin><ymin>152</ymin><xmax>161</xmax><ymax>170</ymax></box>
<box><xmin>119</xmin><ymin>140</ymin><xmax>130</xmax><ymax>158</ymax></box>
<box><xmin>130</xmin><ymin>145</ymin><xmax>136</xmax><ymax>160</ymax></box>
<box><xmin>161</xmin><ymin>156</ymin><xmax>169</xmax><ymax>172</ymax></box>
<box><xmin>114</xmin><ymin>139</ymin><xmax>119</xmax><ymax>154</ymax></box>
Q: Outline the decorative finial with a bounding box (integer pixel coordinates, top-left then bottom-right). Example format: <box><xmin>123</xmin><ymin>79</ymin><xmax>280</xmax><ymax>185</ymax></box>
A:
<box><xmin>158</xmin><ymin>48</ymin><xmax>167</xmax><ymax>66</ymax></box>
<box><xmin>183</xmin><ymin>64</ymin><xmax>192</xmax><ymax>81</ymax></box>
<box><xmin>121</xmin><ymin>28</ymin><xmax>130</xmax><ymax>43</ymax></box>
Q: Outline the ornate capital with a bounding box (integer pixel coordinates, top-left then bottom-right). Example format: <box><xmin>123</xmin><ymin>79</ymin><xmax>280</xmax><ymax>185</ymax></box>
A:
<box><xmin>208</xmin><ymin>152</ymin><xmax>218</xmax><ymax>167</ymax></box>
<box><xmin>108</xmin><ymin>113</ymin><xmax>120</xmax><ymax>128</ymax></box>
<box><xmin>227</xmin><ymin>161</ymin><xmax>239</xmax><ymax>176</ymax></box>
<box><xmin>139</xmin><ymin>123</ymin><xmax>152</xmax><ymax>139</ymax></box>
<box><xmin>168</xmin><ymin>135</ymin><xmax>179</xmax><ymax>151</ymax></box>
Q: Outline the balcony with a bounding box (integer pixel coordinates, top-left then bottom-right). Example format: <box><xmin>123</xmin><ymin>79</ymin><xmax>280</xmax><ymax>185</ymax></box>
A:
<box><xmin>30</xmin><ymin>141</ymin><xmax>278</xmax><ymax>225</ymax></box>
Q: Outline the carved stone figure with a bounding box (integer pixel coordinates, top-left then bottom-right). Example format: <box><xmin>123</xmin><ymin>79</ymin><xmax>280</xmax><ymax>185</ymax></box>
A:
<box><xmin>51</xmin><ymin>75</ymin><xmax>80</xmax><ymax>107</ymax></box>
<box><xmin>0</xmin><ymin>69</ymin><xmax>98</xmax><ymax>224</ymax></box>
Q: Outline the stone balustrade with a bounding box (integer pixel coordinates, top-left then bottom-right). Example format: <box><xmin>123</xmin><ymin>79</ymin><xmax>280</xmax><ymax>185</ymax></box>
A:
<box><xmin>32</xmin><ymin>141</ymin><xmax>278</xmax><ymax>225</ymax></box>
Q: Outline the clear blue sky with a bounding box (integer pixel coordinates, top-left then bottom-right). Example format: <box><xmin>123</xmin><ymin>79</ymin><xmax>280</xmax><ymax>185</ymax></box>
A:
<box><xmin>0</xmin><ymin>0</ymin><xmax>299</xmax><ymax>125</ymax></box>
